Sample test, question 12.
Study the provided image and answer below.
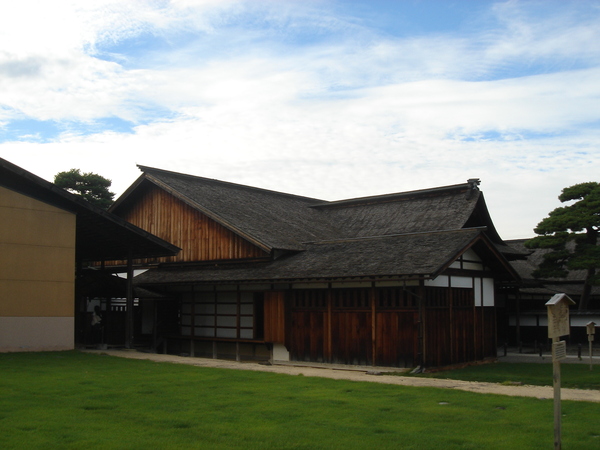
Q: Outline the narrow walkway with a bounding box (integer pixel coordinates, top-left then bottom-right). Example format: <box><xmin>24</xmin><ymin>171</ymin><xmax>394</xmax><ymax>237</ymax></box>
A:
<box><xmin>83</xmin><ymin>349</ymin><xmax>600</xmax><ymax>403</ymax></box>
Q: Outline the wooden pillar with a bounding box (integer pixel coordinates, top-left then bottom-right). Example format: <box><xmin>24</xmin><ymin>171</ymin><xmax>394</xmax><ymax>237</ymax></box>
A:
<box><xmin>236</xmin><ymin>286</ymin><xmax>241</xmax><ymax>339</ymax></box>
<box><xmin>125</xmin><ymin>250</ymin><xmax>134</xmax><ymax>349</ymax></box>
<box><xmin>493</xmin><ymin>296</ymin><xmax>498</xmax><ymax>357</ymax></box>
<box><xmin>480</xmin><ymin>278</ymin><xmax>485</xmax><ymax>358</ymax></box>
<box><xmin>516</xmin><ymin>290</ymin><xmax>522</xmax><ymax>351</ymax></box>
<box><xmin>418</xmin><ymin>282</ymin><xmax>425</xmax><ymax>368</ymax></box>
<box><xmin>370</xmin><ymin>282</ymin><xmax>377</xmax><ymax>366</ymax></box>
<box><xmin>152</xmin><ymin>300</ymin><xmax>158</xmax><ymax>352</ymax></box>
<box><xmin>190</xmin><ymin>286</ymin><xmax>195</xmax><ymax>357</ymax></box>
<box><xmin>473</xmin><ymin>277</ymin><xmax>478</xmax><ymax>361</ymax></box>
<box><xmin>448</xmin><ymin>279</ymin><xmax>454</xmax><ymax>364</ymax></box>
<box><xmin>326</xmin><ymin>285</ymin><xmax>332</xmax><ymax>363</ymax></box>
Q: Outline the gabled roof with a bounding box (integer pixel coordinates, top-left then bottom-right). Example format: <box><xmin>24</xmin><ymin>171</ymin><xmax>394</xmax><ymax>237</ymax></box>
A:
<box><xmin>112</xmin><ymin>166</ymin><xmax>519</xmax><ymax>259</ymax></box>
<box><xmin>0</xmin><ymin>158</ymin><xmax>180</xmax><ymax>262</ymax></box>
<box><xmin>111</xmin><ymin>166</ymin><xmax>340</xmax><ymax>252</ymax></box>
<box><xmin>135</xmin><ymin>228</ymin><xmax>519</xmax><ymax>286</ymax></box>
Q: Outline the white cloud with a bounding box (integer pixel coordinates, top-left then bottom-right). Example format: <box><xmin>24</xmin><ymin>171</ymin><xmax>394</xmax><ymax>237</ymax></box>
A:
<box><xmin>1</xmin><ymin>0</ymin><xmax>600</xmax><ymax>241</ymax></box>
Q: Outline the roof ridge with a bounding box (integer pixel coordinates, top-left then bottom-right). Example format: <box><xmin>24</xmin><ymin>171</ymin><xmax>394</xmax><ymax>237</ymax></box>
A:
<box><xmin>303</xmin><ymin>227</ymin><xmax>485</xmax><ymax>245</ymax></box>
<box><xmin>310</xmin><ymin>182</ymin><xmax>478</xmax><ymax>209</ymax></box>
<box><xmin>137</xmin><ymin>165</ymin><xmax>326</xmax><ymax>204</ymax></box>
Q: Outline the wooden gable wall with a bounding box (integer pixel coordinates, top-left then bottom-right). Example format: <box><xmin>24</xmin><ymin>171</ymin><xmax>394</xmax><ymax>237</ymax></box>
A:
<box><xmin>115</xmin><ymin>184</ymin><xmax>269</xmax><ymax>264</ymax></box>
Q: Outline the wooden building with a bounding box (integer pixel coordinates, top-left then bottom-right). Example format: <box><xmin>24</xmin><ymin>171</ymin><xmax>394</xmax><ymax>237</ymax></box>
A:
<box><xmin>0</xmin><ymin>158</ymin><xmax>178</xmax><ymax>352</ymax></box>
<box><xmin>110</xmin><ymin>167</ymin><xmax>520</xmax><ymax>368</ymax></box>
<box><xmin>497</xmin><ymin>239</ymin><xmax>600</xmax><ymax>348</ymax></box>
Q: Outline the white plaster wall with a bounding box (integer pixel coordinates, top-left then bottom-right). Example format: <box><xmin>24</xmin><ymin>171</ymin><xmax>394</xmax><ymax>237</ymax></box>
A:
<box><xmin>0</xmin><ymin>317</ymin><xmax>74</xmax><ymax>352</ymax></box>
<box><xmin>482</xmin><ymin>278</ymin><xmax>495</xmax><ymax>307</ymax></box>
<box><xmin>424</xmin><ymin>275</ymin><xmax>449</xmax><ymax>287</ymax></box>
<box><xmin>474</xmin><ymin>277</ymin><xmax>495</xmax><ymax>307</ymax></box>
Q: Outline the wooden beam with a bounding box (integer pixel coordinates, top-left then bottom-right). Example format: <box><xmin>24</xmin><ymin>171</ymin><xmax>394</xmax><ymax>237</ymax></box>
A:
<box><xmin>326</xmin><ymin>286</ymin><xmax>332</xmax><ymax>363</ymax></box>
<box><xmin>125</xmin><ymin>249</ymin><xmax>134</xmax><ymax>349</ymax></box>
<box><xmin>371</xmin><ymin>283</ymin><xmax>376</xmax><ymax>366</ymax></box>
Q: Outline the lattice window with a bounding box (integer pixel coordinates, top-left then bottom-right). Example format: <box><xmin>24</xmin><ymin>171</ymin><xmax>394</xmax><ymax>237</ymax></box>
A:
<box><xmin>377</xmin><ymin>287</ymin><xmax>418</xmax><ymax>309</ymax></box>
<box><xmin>452</xmin><ymin>288</ymin><xmax>475</xmax><ymax>308</ymax></box>
<box><xmin>331</xmin><ymin>289</ymin><xmax>370</xmax><ymax>309</ymax></box>
<box><xmin>180</xmin><ymin>291</ymin><xmax>256</xmax><ymax>339</ymax></box>
<box><xmin>291</xmin><ymin>290</ymin><xmax>327</xmax><ymax>309</ymax></box>
<box><xmin>424</xmin><ymin>287</ymin><xmax>449</xmax><ymax>308</ymax></box>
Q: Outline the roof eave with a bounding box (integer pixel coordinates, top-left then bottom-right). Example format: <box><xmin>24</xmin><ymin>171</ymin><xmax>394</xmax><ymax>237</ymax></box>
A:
<box><xmin>431</xmin><ymin>229</ymin><xmax>521</xmax><ymax>281</ymax></box>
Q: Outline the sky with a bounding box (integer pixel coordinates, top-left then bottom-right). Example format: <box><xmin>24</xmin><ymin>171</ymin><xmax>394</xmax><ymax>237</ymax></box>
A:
<box><xmin>1</xmin><ymin>0</ymin><xmax>599</xmax><ymax>240</ymax></box>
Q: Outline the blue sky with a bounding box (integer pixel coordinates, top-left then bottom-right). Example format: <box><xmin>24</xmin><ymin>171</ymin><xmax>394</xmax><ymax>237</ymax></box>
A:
<box><xmin>1</xmin><ymin>0</ymin><xmax>599</xmax><ymax>239</ymax></box>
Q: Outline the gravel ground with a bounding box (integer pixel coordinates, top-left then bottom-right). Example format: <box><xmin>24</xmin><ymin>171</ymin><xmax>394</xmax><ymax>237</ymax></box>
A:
<box><xmin>83</xmin><ymin>349</ymin><xmax>600</xmax><ymax>403</ymax></box>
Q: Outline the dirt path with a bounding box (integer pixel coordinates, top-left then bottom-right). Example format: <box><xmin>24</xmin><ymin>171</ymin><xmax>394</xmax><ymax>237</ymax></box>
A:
<box><xmin>84</xmin><ymin>349</ymin><xmax>600</xmax><ymax>403</ymax></box>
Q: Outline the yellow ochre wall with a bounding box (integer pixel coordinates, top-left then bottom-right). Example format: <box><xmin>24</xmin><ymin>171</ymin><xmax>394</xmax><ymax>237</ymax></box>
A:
<box><xmin>0</xmin><ymin>186</ymin><xmax>76</xmax><ymax>351</ymax></box>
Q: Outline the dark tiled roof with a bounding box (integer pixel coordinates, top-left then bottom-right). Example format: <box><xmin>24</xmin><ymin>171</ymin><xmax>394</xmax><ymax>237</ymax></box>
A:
<box><xmin>117</xmin><ymin>167</ymin><xmax>512</xmax><ymax>253</ymax></box>
<box><xmin>135</xmin><ymin>228</ymin><xmax>504</xmax><ymax>285</ymax></box>
<box><xmin>111</xmin><ymin>166</ymin><xmax>520</xmax><ymax>285</ymax></box>
<box><xmin>506</xmin><ymin>238</ymin><xmax>591</xmax><ymax>283</ymax></box>
<box><xmin>130</xmin><ymin>166</ymin><xmax>340</xmax><ymax>250</ymax></box>
<box><xmin>316</xmin><ymin>187</ymin><xmax>481</xmax><ymax>237</ymax></box>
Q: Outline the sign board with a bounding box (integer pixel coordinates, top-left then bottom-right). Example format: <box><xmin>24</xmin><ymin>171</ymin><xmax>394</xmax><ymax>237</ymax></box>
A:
<box><xmin>545</xmin><ymin>295</ymin><xmax>575</xmax><ymax>450</ymax></box>
<box><xmin>546</xmin><ymin>294</ymin><xmax>575</xmax><ymax>339</ymax></box>
<box><xmin>552</xmin><ymin>341</ymin><xmax>567</xmax><ymax>362</ymax></box>
<box><xmin>587</xmin><ymin>322</ymin><xmax>596</xmax><ymax>342</ymax></box>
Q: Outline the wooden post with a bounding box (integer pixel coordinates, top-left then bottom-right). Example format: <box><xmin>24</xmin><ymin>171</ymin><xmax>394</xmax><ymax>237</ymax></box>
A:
<box><xmin>152</xmin><ymin>300</ymin><xmax>158</xmax><ymax>352</ymax></box>
<box><xmin>326</xmin><ymin>286</ymin><xmax>332</xmax><ymax>363</ymax></box>
<box><xmin>448</xmin><ymin>282</ymin><xmax>454</xmax><ymax>364</ymax></box>
<box><xmin>516</xmin><ymin>291</ymin><xmax>522</xmax><ymax>353</ymax></box>
<box><xmin>587</xmin><ymin>322</ymin><xmax>596</xmax><ymax>371</ymax></box>
<box><xmin>191</xmin><ymin>286</ymin><xmax>196</xmax><ymax>357</ymax></box>
<box><xmin>418</xmin><ymin>284</ymin><xmax>425</xmax><ymax>369</ymax></box>
<box><xmin>125</xmin><ymin>250</ymin><xmax>134</xmax><ymax>349</ymax></box>
<box><xmin>552</xmin><ymin>337</ymin><xmax>563</xmax><ymax>450</ymax></box>
<box><xmin>546</xmin><ymin>293</ymin><xmax>575</xmax><ymax>450</ymax></box>
<box><xmin>370</xmin><ymin>283</ymin><xmax>376</xmax><ymax>367</ymax></box>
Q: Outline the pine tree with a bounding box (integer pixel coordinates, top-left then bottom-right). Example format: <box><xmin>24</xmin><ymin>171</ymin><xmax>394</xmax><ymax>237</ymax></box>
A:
<box><xmin>54</xmin><ymin>169</ymin><xmax>115</xmax><ymax>210</ymax></box>
<box><xmin>525</xmin><ymin>182</ymin><xmax>600</xmax><ymax>310</ymax></box>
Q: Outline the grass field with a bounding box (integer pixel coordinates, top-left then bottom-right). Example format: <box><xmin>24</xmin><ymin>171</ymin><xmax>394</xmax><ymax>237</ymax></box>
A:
<box><xmin>408</xmin><ymin>361</ymin><xmax>600</xmax><ymax>390</ymax></box>
<box><xmin>1</xmin><ymin>351</ymin><xmax>599</xmax><ymax>449</ymax></box>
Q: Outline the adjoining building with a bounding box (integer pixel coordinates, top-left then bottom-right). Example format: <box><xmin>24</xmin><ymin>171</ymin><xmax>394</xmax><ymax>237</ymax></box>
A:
<box><xmin>498</xmin><ymin>238</ymin><xmax>600</xmax><ymax>349</ymax></box>
<box><xmin>0</xmin><ymin>158</ymin><xmax>179</xmax><ymax>352</ymax></box>
<box><xmin>106</xmin><ymin>166</ymin><xmax>521</xmax><ymax>368</ymax></box>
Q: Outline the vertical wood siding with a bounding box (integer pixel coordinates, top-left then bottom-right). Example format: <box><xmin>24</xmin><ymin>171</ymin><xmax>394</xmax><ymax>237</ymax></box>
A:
<box><xmin>115</xmin><ymin>185</ymin><xmax>268</xmax><ymax>264</ymax></box>
<box><xmin>264</xmin><ymin>291</ymin><xmax>286</xmax><ymax>343</ymax></box>
<box><xmin>288</xmin><ymin>285</ymin><xmax>496</xmax><ymax>368</ymax></box>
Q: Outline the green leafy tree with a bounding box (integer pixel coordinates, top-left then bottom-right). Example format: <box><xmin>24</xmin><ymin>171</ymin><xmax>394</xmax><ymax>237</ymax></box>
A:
<box><xmin>54</xmin><ymin>169</ymin><xmax>115</xmax><ymax>210</ymax></box>
<box><xmin>525</xmin><ymin>182</ymin><xmax>600</xmax><ymax>310</ymax></box>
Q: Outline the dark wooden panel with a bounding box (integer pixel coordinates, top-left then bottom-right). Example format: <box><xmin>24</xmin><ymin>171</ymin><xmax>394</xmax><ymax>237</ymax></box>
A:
<box><xmin>330</xmin><ymin>311</ymin><xmax>372</xmax><ymax>365</ymax></box>
<box><xmin>290</xmin><ymin>311</ymin><xmax>326</xmax><ymax>362</ymax></box>
<box><xmin>375</xmin><ymin>311</ymin><xmax>418</xmax><ymax>367</ymax></box>
<box><xmin>264</xmin><ymin>291</ymin><xmax>285</xmax><ymax>344</ymax></box>
<box><xmin>452</xmin><ymin>307</ymin><xmax>476</xmax><ymax>363</ymax></box>
<box><xmin>423</xmin><ymin>308</ymin><xmax>452</xmax><ymax>367</ymax></box>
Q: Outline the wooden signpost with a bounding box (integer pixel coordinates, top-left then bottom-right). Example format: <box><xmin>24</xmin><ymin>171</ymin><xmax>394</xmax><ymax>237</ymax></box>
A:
<box><xmin>546</xmin><ymin>293</ymin><xmax>575</xmax><ymax>450</ymax></box>
<box><xmin>587</xmin><ymin>321</ymin><xmax>596</xmax><ymax>371</ymax></box>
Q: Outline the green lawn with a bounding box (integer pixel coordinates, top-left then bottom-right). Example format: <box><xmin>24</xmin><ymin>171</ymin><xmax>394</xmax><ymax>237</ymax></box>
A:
<box><xmin>0</xmin><ymin>352</ymin><xmax>599</xmax><ymax>449</ymax></box>
<box><xmin>408</xmin><ymin>361</ymin><xmax>600</xmax><ymax>391</ymax></box>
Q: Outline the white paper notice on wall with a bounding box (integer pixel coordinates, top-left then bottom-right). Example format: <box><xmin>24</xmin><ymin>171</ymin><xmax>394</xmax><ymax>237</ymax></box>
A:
<box><xmin>552</xmin><ymin>340</ymin><xmax>567</xmax><ymax>362</ymax></box>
